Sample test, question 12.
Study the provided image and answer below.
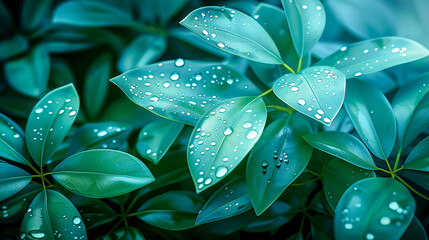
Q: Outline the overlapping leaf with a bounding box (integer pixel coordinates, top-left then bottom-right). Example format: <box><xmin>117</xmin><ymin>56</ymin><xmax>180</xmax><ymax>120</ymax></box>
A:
<box><xmin>0</xmin><ymin>113</ymin><xmax>29</xmax><ymax>165</ymax></box>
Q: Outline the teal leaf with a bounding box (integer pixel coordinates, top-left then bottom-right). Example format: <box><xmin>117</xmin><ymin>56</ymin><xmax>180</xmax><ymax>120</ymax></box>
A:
<box><xmin>403</xmin><ymin>136</ymin><xmax>429</xmax><ymax>172</ymax></box>
<box><xmin>52</xmin><ymin>149</ymin><xmax>155</xmax><ymax>198</ymax></box>
<box><xmin>304</xmin><ymin>131</ymin><xmax>377</xmax><ymax>170</ymax></box>
<box><xmin>0</xmin><ymin>35</ymin><xmax>28</xmax><ymax>60</ymax></box>
<box><xmin>280</xmin><ymin>0</ymin><xmax>326</xmax><ymax>57</ymax></box>
<box><xmin>117</xmin><ymin>34</ymin><xmax>167</xmax><ymax>72</ymax></box>
<box><xmin>247</xmin><ymin>116</ymin><xmax>312</xmax><ymax>215</ymax></box>
<box><xmin>273</xmin><ymin>66</ymin><xmax>346</xmax><ymax>126</ymax></box>
<box><xmin>0</xmin><ymin>1</ymin><xmax>12</xmax><ymax>35</ymax></box>
<box><xmin>110</xmin><ymin>60</ymin><xmax>260</xmax><ymax>126</ymax></box>
<box><xmin>180</xmin><ymin>6</ymin><xmax>283</xmax><ymax>64</ymax></box>
<box><xmin>402</xmin><ymin>217</ymin><xmax>428</xmax><ymax>240</ymax></box>
<box><xmin>50</xmin><ymin>59</ymin><xmax>75</xmax><ymax>88</ymax></box>
<box><xmin>323</xmin><ymin>158</ymin><xmax>375</xmax><ymax>211</ymax></box>
<box><xmin>21</xmin><ymin>0</ymin><xmax>52</xmax><ymax>31</ymax></box>
<box><xmin>4</xmin><ymin>45</ymin><xmax>50</xmax><ymax>97</ymax></box>
<box><xmin>112</xmin><ymin>227</ymin><xmax>145</xmax><ymax>240</ymax></box>
<box><xmin>52</xmin><ymin>1</ymin><xmax>137</xmax><ymax>27</ymax></box>
<box><xmin>154</xmin><ymin>0</ymin><xmax>189</xmax><ymax>25</ymax></box>
<box><xmin>25</xmin><ymin>83</ymin><xmax>79</xmax><ymax>167</ymax></box>
<box><xmin>196</xmin><ymin>177</ymin><xmax>252</xmax><ymax>225</ymax></box>
<box><xmin>392</xmin><ymin>72</ymin><xmax>429</xmax><ymax>149</ymax></box>
<box><xmin>244</xmin><ymin>201</ymin><xmax>294</xmax><ymax>232</ymax></box>
<box><xmin>188</xmin><ymin>96</ymin><xmax>267</xmax><ymax>193</ymax></box>
<box><xmin>344</xmin><ymin>79</ymin><xmax>396</xmax><ymax>159</ymax></box>
<box><xmin>0</xmin><ymin>113</ymin><xmax>30</xmax><ymax>165</ymax></box>
<box><xmin>334</xmin><ymin>178</ymin><xmax>415</xmax><ymax>240</ymax></box>
<box><xmin>68</xmin><ymin>122</ymin><xmax>132</xmax><ymax>155</ymax></box>
<box><xmin>0</xmin><ymin>184</ymin><xmax>41</xmax><ymax>223</ymax></box>
<box><xmin>136</xmin><ymin>191</ymin><xmax>204</xmax><ymax>231</ymax></box>
<box><xmin>0</xmin><ymin>162</ymin><xmax>32</xmax><ymax>202</ymax></box>
<box><xmin>84</xmin><ymin>52</ymin><xmax>111</xmax><ymax>120</ymax></box>
<box><xmin>20</xmin><ymin>190</ymin><xmax>86</xmax><ymax>240</ymax></box>
<box><xmin>73</xmin><ymin>198</ymin><xmax>116</xmax><ymax>229</ymax></box>
<box><xmin>317</xmin><ymin>37</ymin><xmax>429</xmax><ymax>79</ymax></box>
<box><xmin>136</xmin><ymin>119</ymin><xmax>184</xmax><ymax>164</ymax></box>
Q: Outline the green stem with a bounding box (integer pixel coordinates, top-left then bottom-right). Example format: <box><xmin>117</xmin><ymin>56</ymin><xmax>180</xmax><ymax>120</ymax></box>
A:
<box><xmin>282</xmin><ymin>62</ymin><xmax>296</xmax><ymax>74</ymax></box>
<box><xmin>307</xmin><ymin>170</ymin><xmax>320</xmax><ymax>177</ymax></box>
<box><xmin>29</xmin><ymin>164</ymin><xmax>41</xmax><ymax>175</ymax></box>
<box><xmin>394</xmin><ymin>174</ymin><xmax>429</xmax><ymax>201</ymax></box>
<box><xmin>257</xmin><ymin>88</ymin><xmax>273</xmax><ymax>98</ymax></box>
<box><xmin>107</xmin><ymin>219</ymin><xmax>123</xmax><ymax>236</ymax></box>
<box><xmin>266</xmin><ymin>105</ymin><xmax>295</xmax><ymax>115</ymax></box>
<box><xmin>291</xmin><ymin>177</ymin><xmax>320</xmax><ymax>186</ymax></box>
<box><xmin>393</xmin><ymin>149</ymin><xmax>402</xmax><ymax>172</ymax></box>
<box><xmin>40</xmin><ymin>166</ymin><xmax>46</xmax><ymax>190</ymax></box>
<box><xmin>393</xmin><ymin>167</ymin><xmax>403</xmax><ymax>173</ymax></box>
<box><xmin>298</xmin><ymin>212</ymin><xmax>306</xmax><ymax>233</ymax></box>
<box><xmin>297</xmin><ymin>58</ymin><xmax>303</xmax><ymax>73</ymax></box>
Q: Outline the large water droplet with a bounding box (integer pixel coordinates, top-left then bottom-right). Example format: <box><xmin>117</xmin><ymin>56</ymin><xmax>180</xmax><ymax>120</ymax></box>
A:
<box><xmin>170</xmin><ymin>72</ymin><xmax>180</xmax><ymax>81</ymax></box>
<box><xmin>174</xmin><ymin>58</ymin><xmax>185</xmax><ymax>67</ymax></box>
<box><xmin>69</xmin><ymin>111</ymin><xmax>77</xmax><ymax>117</ymax></box>
<box><xmin>245</xmin><ymin>130</ymin><xmax>258</xmax><ymax>140</ymax></box>
<box><xmin>298</xmin><ymin>99</ymin><xmax>306</xmax><ymax>106</ymax></box>
<box><xmin>380</xmin><ymin>217</ymin><xmax>390</xmax><ymax>225</ymax></box>
<box><xmin>389</xmin><ymin>202</ymin><xmax>399</xmax><ymax>210</ymax></box>
<box><xmin>29</xmin><ymin>231</ymin><xmax>46</xmax><ymax>239</ymax></box>
<box><xmin>242</xmin><ymin>122</ymin><xmax>252</xmax><ymax>128</ymax></box>
<box><xmin>223</xmin><ymin>127</ymin><xmax>233</xmax><ymax>136</ymax></box>
<box><xmin>73</xmin><ymin>216</ymin><xmax>82</xmax><ymax>224</ymax></box>
<box><xmin>215</xmin><ymin>166</ymin><xmax>228</xmax><ymax>178</ymax></box>
<box><xmin>35</xmin><ymin>108</ymin><xmax>43</xmax><ymax>114</ymax></box>
<box><xmin>163</xmin><ymin>82</ymin><xmax>171</xmax><ymax>88</ymax></box>
<box><xmin>195</xmin><ymin>72</ymin><xmax>203</xmax><ymax>80</ymax></box>
<box><xmin>261</xmin><ymin>161</ymin><xmax>268</xmax><ymax>168</ymax></box>
<box><xmin>97</xmin><ymin>131</ymin><xmax>107</xmax><ymax>137</ymax></box>
<box><xmin>344</xmin><ymin>223</ymin><xmax>353</xmax><ymax>229</ymax></box>
<box><xmin>366</xmin><ymin>233</ymin><xmax>374</xmax><ymax>240</ymax></box>
<box><xmin>204</xmin><ymin>178</ymin><xmax>212</xmax><ymax>185</ymax></box>
<box><xmin>217</xmin><ymin>42</ymin><xmax>225</xmax><ymax>48</ymax></box>
<box><xmin>197</xmin><ymin>177</ymin><xmax>204</xmax><ymax>183</ymax></box>
<box><xmin>13</xmin><ymin>133</ymin><xmax>20</xmax><ymax>138</ymax></box>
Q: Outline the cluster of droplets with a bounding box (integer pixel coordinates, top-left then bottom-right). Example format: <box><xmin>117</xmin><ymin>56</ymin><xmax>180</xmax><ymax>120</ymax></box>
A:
<box><xmin>261</xmin><ymin>149</ymin><xmax>291</xmax><ymax>175</ymax></box>
<box><xmin>92</xmin><ymin>126</ymin><xmax>127</xmax><ymax>149</ymax></box>
<box><xmin>286</xmin><ymin>0</ymin><xmax>324</xmax><ymax>35</ymax></box>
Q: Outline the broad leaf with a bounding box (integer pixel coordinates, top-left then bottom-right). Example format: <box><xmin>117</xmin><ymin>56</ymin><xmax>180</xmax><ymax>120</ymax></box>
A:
<box><xmin>0</xmin><ymin>113</ymin><xmax>30</xmax><ymax>165</ymax></box>
<box><xmin>344</xmin><ymin>79</ymin><xmax>396</xmax><ymax>159</ymax></box>
<box><xmin>0</xmin><ymin>184</ymin><xmax>41</xmax><ymax>223</ymax></box>
<box><xmin>247</xmin><ymin>116</ymin><xmax>312</xmax><ymax>215</ymax></box>
<box><xmin>111</xmin><ymin>59</ymin><xmax>260</xmax><ymax>126</ymax></box>
<box><xmin>136</xmin><ymin>119</ymin><xmax>184</xmax><ymax>164</ymax></box>
<box><xmin>403</xmin><ymin>136</ymin><xmax>429</xmax><ymax>172</ymax></box>
<box><xmin>304</xmin><ymin>131</ymin><xmax>377</xmax><ymax>170</ymax></box>
<box><xmin>334</xmin><ymin>178</ymin><xmax>415</xmax><ymax>240</ymax></box>
<box><xmin>0</xmin><ymin>35</ymin><xmax>28</xmax><ymax>60</ymax></box>
<box><xmin>25</xmin><ymin>84</ymin><xmax>79</xmax><ymax>167</ymax></box>
<box><xmin>136</xmin><ymin>191</ymin><xmax>204</xmax><ymax>230</ymax></box>
<box><xmin>50</xmin><ymin>59</ymin><xmax>75</xmax><ymax>88</ymax></box>
<box><xmin>188</xmin><ymin>96</ymin><xmax>267</xmax><ymax>193</ymax></box>
<box><xmin>323</xmin><ymin>158</ymin><xmax>375</xmax><ymax>210</ymax></box>
<box><xmin>281</xmin><ymin>0</ymin><xmax>326</xmax><ymax>57</ymax></box>
<box><xmin>244</xmin><ymin>201</ymin><xmax>295</xmax><ymax>232</ymax></box>
<box><xmin>196</xmin><ymin>177</ymin><xmax>252</xmax><ymax>225</ymax></box>
<box><xmin>73</xmin><ymin>198</ymin><xmax>116</xmax><ymax>229</ymax></box>
<box><xmin>317</xmin><ymin>37</ymin><xmax>429</xmax><ymax>79</ymax></box>
<box><xmin>4</xmin><ymin>45</ymin><xmax>50</xmax><ymax>97</ymax></box>
<box><xmin>52</xmin><ymin>149</ymin><xmax>155</xmax><ymax>198</ymax></box>
<box><xmin>118</xmin><ymin>34</ymin><xmax>167</xmax><ymax>72</ymax></box>
<box><xmin>392</xmin><ymin>72</ymin><xmax>429</xmax><ymax>149</ymax></box>
<box><xmin>0</xmin><ymin>162</ymin><xmax>32</xmax><ymax>202</ymax></box>
<box><xmin>273</xmin><ymin>66</ymin><xmax>346</xmax><ymax>126</ymax></box>
<box><xmin>180</xmin><ymin>6</ymin><xmax>283</xmax><ymax>64</ymax></box>
<box><xmin>20</xmin><ymin>190</ymin><xmax>86</xmax><ymax>240</ymax></box>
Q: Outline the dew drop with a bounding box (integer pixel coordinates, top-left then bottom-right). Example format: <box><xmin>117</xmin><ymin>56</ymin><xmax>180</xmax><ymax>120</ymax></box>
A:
<box><xmin>219</xmin><ymin>108</ymin><xmax>226</xmax><ymax>113</ymax></box>
<box><xmin>73</xmin><ymin>216</ymin><xmax>82</xmax><ymax>225</ymax></box>
<box><xmin>366</xmin><ymin>233</ymin><xmax>374</xmax><ymax>240</ymax></box>
<box><xmin>13</xmin><ymin>133</ymin><xmax>20</xmax><ymax>138</ymax></box>
<box><xmin>291</xmin><ymin>87</ymin><xmax>299</xmax><ymax>92</ymax></box>
<box><xmin>170</xmin><ymin>72</ymin><xmax>180</xmax><ymax>81</ymax></box>
<box><xmin>163</xmin><ymin>82</ymin><xmax>171</xmax><ymax>88</ymax></box>
<box><xmin>195</xmin><ymin>72</ymin><xmax>203</xmax><ymax>80</ymax></box>
<box><xmin>35</xmin><ymin>108</ymin><xmax>43</xmax><ymax>114</ymax></box>
<box><xmin>354</xmin><ymin>72</ymin><xmax>363</xmax><ymax>77</ymax></box>
<box><xmin>245</xmin><ymin>130</ymin><xmax>258</xmax><ymax>140</ymax></box>
<box><xmin>261</xmin><ymin>161</ymin><xmax>268</xmax><ymax>168</ymax></box>
<box><xmin>344</xmin><ymin>223</ymin><xmax>353</xmax><ymax>229</ymax></box>
<box><xmin>389</xmin><ymin>202</ymin><xmax>399</xmax><ymax>210</ymax></box>
<box><xmin>197</xmin><ymin>177</ymin><xmax>204</xmax><ymax>183</ymax></box>
<box><xmin>226</xmin><ymin>78</ymin><xmax>234</xmax><ymax>84</ymax></box>
<box><xmin>204</xmin><ymin>178</ymin><xmax>212</xmax><ymax>184</ymax></box>
<box><xmin>29</xmin><ymin>231</ymin><xmax>46</xmax><ymax>239</ymax></box>
<box><xmin>323</xmin><ymin>118</ymin><xmax>331</xmax><ymax>123</ymax></box>
<box><xmin>222</xmin><ymin>157</ymin><xmax>229</xmax><ymax>162</ymax></box>
<box><xmin>380</xmin><ymin>217</ymin><xmax>391</xmax><ymax>225</ymax></box>
<box><xmin>242</xmin><ymin>122</ymin><xmax>252</xmax><ymax>128</ymax></box>
<box><xmin>97</xmin><ymin>131</ymin><xmax>107</xmax><ymax>137</ymax></box>
<box><xmin>215</xmin><ymin>166</ymin><xmax>228</xmax><ymax>178</ymax></box>
<box><xmin>69</xmin><ymin>111</ymin><xmax>77</xmax><ymax>117</ymax></box>
<box><xmin>217</xmin><ymin>42</ymin><xmax>225</xmax><ymax>48</ymax></box>
<box><xmin>298</xmin><ymin>99</ymin><xmax>306</xmax><ymax>106</ymax></box>
<box><xmin>174</xmin><ymin>58</ymin><xmax>185</xmax><ymax>67</ymax></box>
<box><xmin>223</xmin><ymin>127</ymin><xmax>233</xmax><ymax>136</ymax></box>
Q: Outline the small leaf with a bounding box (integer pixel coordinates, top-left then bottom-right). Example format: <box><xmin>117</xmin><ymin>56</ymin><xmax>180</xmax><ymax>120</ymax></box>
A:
<box><xmin>392</xmin><ymin>72</ymin><xmax>429</xmax><ymax>149</ymax></box>
<box><xmin>20</xmin><ymin>190</ymin><xmax>86</xmax><ymax>240</ymax></box>
<box><xmin>136</xmin><ymin>191</ymin><xmax>204</xmax><ymax>231</ymax></box>
<box><xmin>113</xmin><ymin>227</ymin><xmax>145</xmax><ymax>240</ymax></box>
<box><xmin>118</xmin><ymin>34</ymin><xmax>167</xmax><ymax>72</ymax></box>
<box><xmin>334</xmin><ymin>178</ymin><xmax>415</xmax><ymax>240</ymax></box>
<box><xmin>247</xmin><ymin>116</ymin><xmax>312</xmax><ymax>215</ymax></box>
<box><xmin>52</xmin><ymin>1</ymin><xmax>137</xmax><ymax>27</ymax></box>
<box><xmin>403</xmin><ymin>136</ymin><xmax>429</xmax><ymax>172</ymax></box>
<box><xmin>52</xmin><ymin>149</ymin><xmax>154</xmax><ymax>198</ymax></box>
<box><xmin>188</xmin><ymin>96</ymin><xmax>267</xmax><ymax>193</ymax></box>
<box><xmin>304</xmin><ymin>131</ymin><xmax>377</xmax><ymax>170</ymax></box>
<box><xmin>4</xmin><ymin>45</ymin><xmax>50</xmax><ymax>97</ymax></box>
<box><xmin>280</xmin><ymin>0</ymin><xmax>326</xmax><ymax>57</ymax></box>
<box><xmin>136</xmin><ymin>119</ymin><xmax>184</xmax><ymax>164</ymax></box>
<box><xmin>323</xmin><ymin>158</ymin><xmax>375</xmax><ymax>210</ymax></box>
<box><xmin>196</xmin><ymin>177</ymin><xmax>252</xmax><ymax>225</ymax></box>
<box><xmin>84</xmin><ymin>52</ymin><xmax>111</xmax><ymax>120</ymax></box>
<box><xmin>21</xmin><ymin>0</ymin><xmax>52</xmax><ymax>31</ymax></box>
<box><xmin>273</xmin><ymin>66</ymin><xmax>346</xmax><ymax>126</ymax></box>
<box><xmin>317</xmin><ymin>37</ymin><xmax>429</xmax><ymax>79</ymax></box>
<box><xmin>0</xmin><ymin>35</ymin><xmax>28</xmax><ymax>60</ymax></box>
<box><xmin>180</xmin><ymin>6</ymin><xmax>283</xmax><ymax>64</ymax></box>
<box><xmin>110</xmin><ymin>59</ymin><xmax>260</xmax><ymax>126</ymax></box>
<box><xmin>0</xmin><ymin>162</ymin><xmax>32</xmax><ymax>202</ymax></box>
<box><xmin>0</xmin><ymin>113</ymin><xmax>30</xmax><ymax>165</ymax></box>
<box><xmin>0</xmin><ymin>184</ymin><xmax>41</xmax><ymax>223</ymax></box>
<box><xmin>344</xmin><ymin>79</ymin><xmax>396</xmax><ymax>159</ymax></box>
<box><xmin>25</xmin><ymin>83</ymin><xmax>79</xmax><ymax>167</ymax></box>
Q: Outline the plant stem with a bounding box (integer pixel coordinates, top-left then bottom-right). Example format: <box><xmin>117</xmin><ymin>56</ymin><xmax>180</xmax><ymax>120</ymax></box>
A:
<box><xmin>107</xmin><ymin>219</ymin><xmax>123</xmax><ymax>236</ymax></box>
<box><xmin>384</xmin><ymin>158</ymin><xmax>394</xmax><ymax>177</ymax></box>
<box><xmin>393</xmin><ymin>167</ymin><xmax>403</xmax><ymax>173</ymax></box>
<box><xmin>40</xmin><ymin>166</ymin><xmax>46</xmax><ymax>190</ymax></box>
<box><xmin>29</xmin><ymin>164</ymin><xmax>41</xmax><ymax>175</ymax></box>
<box><xmin>297</xmin><ymin>58</ymin><xmax>303</xmax><ymax>73</ymax></box>
<box><xmin>291</xmin><ymin>177</ymin><xmax>320</xmax><ymax>186</ymax></box>
<box><xmin>394</xmin><ymin>174</ymin><xmax>429</xmax><ymax>201</ymax></box>
<box><xmin>393</xmin><ymin>149</ymin><xmax>402</xmax><ymax>172</ymax></box>
<box><xmin>257</xmin><ymin>88</ymin><xmax>273</xmax><ymax>98</ymax></box>
<box><xmin>266</xmin><ymin>105</ymin><xmax>294</xmax><ymax>115</ymax></box>
<box><xmin>307</xmin><ymin>170</ymin><xmax>320</xmax><ymax>177</ymax></box>
<box><xmin>282</xmin><ymin>62</ymin><xmax>296</xmax><ymax>74</ymax></box>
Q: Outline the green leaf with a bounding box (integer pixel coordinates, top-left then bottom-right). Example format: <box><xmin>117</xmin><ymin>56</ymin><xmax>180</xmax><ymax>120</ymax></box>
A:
<box><xmin>247</xmin><ymin>116</ymin><xmax>312</xmax><ymax>215</ymax></box>
<box><xmin>118</xmin><ymin>34</ymin><xmax>167</xmax><ymax>72</ymax></box>
<box><xmin>20</xmin><ymin>190</ymin><xmax>86</xmax><ymax>240</ymax></box>
<box><xmin>84</xmin><ymin>52</ymin><xmax>111</xmax><ymax>120</ymax></box>
<box><xmin>136</xmin><ymin>119</ymin><xmax>184</xmax><ymax>164</ymax></box>
<box><xmin>73</xmin><ymin>198</ymin><xmax>116</xmax><ymax>229</ymax></box>
<box><xmin>52</xmin><ymin>1</ymin><xmax>137</xmax><ymax>27</ymax></box>
<box><xmin>323</xmin><ymin>158</ymin><xmax>375</xmax><ymax>210</ymax></box>
<box><xmin>311</xmin><ymin>214</ymin><xmax>334</xmax><ymax>240</ymax></box>
<box><xmin>52</xmin><ymin>149</ymin><xmax>155</xmax><ymax>198</ymax></box>
<box><xmin>344</xmin><ymin>79</ymin><xmax>396</xmax><ymax>159</ymax></box>
<box><xmin>0</xmin><ymin>162</ymin><xmax>32</xmax><ymax>202</ymax></box>
<box><xmin>154</xmin><ymin>0</ymin><xmax>189</xmax><ymax>25</ymax></box>
<box><xmin>0</xmin><ymin>35</ymin><xmax>28</xmax><ymax>60</ymax></box>
<box><xmin>317</xmin><ymin>37</ymin><xmax>429</xmax><ymax>79</ymax></box>
<box><xmin>0</xmin><ymin>1</ymin><xmax>12</xmax><ymax>35</ymax></box>
<box><xmin>402</xmin><ymin>217</ymin><xmax>428</xmax><ymax>240</ymax></box>
<box><xmin>136</xmin><ymin>191</ymin><xmax>204</xmax><ymax>230</ymax></box>
<box><xmin>68</xmin><ymin>122</ymin><xmax>132</xmax><ymax>154</ymax></box>
<box><xmin>188</xmin><ymin>96</ymin><xmax>267</xmax><ymax>193</ymax></box>
<box><xmin>196</xmin><ymin>177</ymin><xmax>252</xmax><ymax>225</ymax></box>
<box><xmin>21</xmin><ymin>0</ymin><xmax>52</xmax><ymax>31</ymax></box>
<box><xmin>392</xmin><ymin>72</ymin><xmax>429</xmax><ymax>149</ymax></box>
<box><xmin>273</xmin><ymin>66</ymin><xmax>346</xmax><ymax>126</ymax></box>
<box><xmin>304</xmin><ymin>131</ymin><xmax>377</xmax><ymax>170</ymax></box>
<box><xmin>0</xmin><ymin>113</ymin><xmax>30</xmax><ymax>165</ymax></box>
<box><xmin>403</xmin><ymin>136</ymin><xmax>429</xmax><ymax>172</ymax></box>
<box><xmin>4</xmin><ymin>45</ymin><xmax>50</xmax><ymax>97</ymax></box>
<box><xmin>113</xmin><ymin>227</ymin><xmax>145</xmax><ymax>240</ymax></box>
<box><xmin>180</xmin><ymin>6</ymin><xmax>283</xmax><ymax>64</ymax></box>
<box><xmin>244</xmin><ymin>201</ymin><xmax>294</xmax><ymax>232</ymax></box>
<box><xmin>50</xmin><ymin>59</ymin><xmax>75</xmax><ymax>88</ymax></box>
<box><xmin>25</xmin><ymin>83</ymin><xmax>79</xmax><ymax>167</ymax></box>
<box><xmin>398</xmin><ymin>169</ymin><xmax>429</xmax><ymax>192</ymax></box>
<box><xmin>110</xmin><ymin>60</ymin><xmax>260</xmax><ymax>126</ymax></box>
<box><xmin>0</xmin><ymin>184</ymin><xmax>41</xmax><ymax>223</ymax></box>
<box><xmin>334</xmin><ymin>178</ymin><xmax>415</xmax><ymax>240</ymax></box>
<box><xmin>280</xmin><ymin>0</ymin><xmax>326</xmax><ymax>57</ymax></box>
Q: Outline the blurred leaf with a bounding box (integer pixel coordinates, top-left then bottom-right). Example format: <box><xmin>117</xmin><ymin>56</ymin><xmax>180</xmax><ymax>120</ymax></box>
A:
<box><xmin>21</xmin><ymin>0</ymin><xmax>52</xmax><ymax>31</ymax></box>
<box><xmin>401</xmin><ymin>217</ymin><xmax>428</xmax><ymax>240</ymax></box>
<box><xmin>0</xmin><ymin>1</ymin><xmax>12</xmax><ymax>35</ymax></box>
<box><xmin>0</xmin><ymin>184</ymin><xmax>41</xmax><ymax>223</ymax></box>
<box><xmin>244</xmin><ymin>201</ymin><xmax>294</xmax><ymax>232</ymax></box>
<box><xmin>154</xmin><ymin>0</ymin><xmax>189</xmax><ymax>25</ymax></box>
<box><xmin>113</xmin><ymin>227</ymin><xmax>145</xmax><ymax>240</ymax></box>
<box><xmin>0</xmin><ymin>113</ymin><xmax>30</xmax><ymax>165</ymax></box>
<box><xmin>0</xmin><ymin>162</ymin><xmax>32</xmax><ymax>202</ymax></box>
<box><xmin>73</xmin><ymin>197</ymin><xmax>116</xmax><ymax>229</ymax></box>
<box><xmin>311</xmin><ymin>214</ymin><xmax>334</xmax><ymax>240</ymax></box>
<box><xmin>50</xmin><ymin>58</ymin><xmax>74</xmax><ymax>88</ymax></box>
<box><xmin>403</xmin><ymin>136</ymin><xmax>429</xmax><ymax>172</ymax></box>
<box><xmin>0</xmin><ymin>35</ymin><xmax>28</xmax><ymax>60</ymax></box>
